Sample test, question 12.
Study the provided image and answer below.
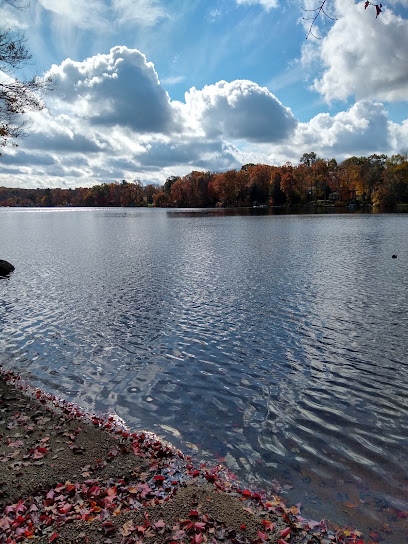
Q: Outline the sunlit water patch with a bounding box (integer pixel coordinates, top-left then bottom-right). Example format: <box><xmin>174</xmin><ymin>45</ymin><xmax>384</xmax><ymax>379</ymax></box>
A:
<box><xmin>1</xmin><ymin>207</ymin><xmax>408</xmax><ymax>542</ymax></box>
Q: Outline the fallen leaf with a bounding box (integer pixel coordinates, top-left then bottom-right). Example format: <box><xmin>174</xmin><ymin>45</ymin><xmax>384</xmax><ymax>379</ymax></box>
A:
<box><xmin>262</xmin><ymin>520</ymin><xmax>274</xmax><ymax>531</ymax></box>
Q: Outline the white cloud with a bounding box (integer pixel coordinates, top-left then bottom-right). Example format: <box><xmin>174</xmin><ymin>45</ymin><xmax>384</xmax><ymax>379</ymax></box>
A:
<box><xmin>112</xmin><ymin>0</ymin><xmax>168</xmax><ymax>26</ymax></box>
<box><xmin>184</xmin><ymin>80</ymin><xmax>297</xmax><ymax>143</ymax></box>
<box><xmin>235</xmin><ymin>0</ymin><xmax>279</xmax><ymax>11</ymax></box>
<box><xmin>136</xmin><ymin>138</ymin><xmax>241</xmax><ymax>171</ymax></box>
<box><xmin>236</xmin><ymin>98</ymin><xmax>398</xmax><ymax>166</ymax></box>
<box><xmin>294</xmin><ymin>100</ymin><xmax>391</xmax><ymax>157</ymax></box>
<box><xmin>38</xmin><ymin>0</ymin><xmax>108</xmax><ymax>30</ymax></box>
<box><xmin>312</xmin><ymin>0</ymin><xmax>408</xmax><ymax>102</ymax></box>
<box><xmin>44</xmin><ymin>46</ymin><xmax>178</xmax><ymax>134</ymax></box>
<box><xmin>37</xmin><ymin>0</ymin><xmax>167</xmax><ymax>29</ymax></box>
<box><xmin>160</xmin><ymin>75</ymin><xmax>186</xmax><ymax>86</ymax></box>
<box><xmin>0</xmin><ymin>5</ymin><xmax>28</xmax><ymax>29</ymax></box>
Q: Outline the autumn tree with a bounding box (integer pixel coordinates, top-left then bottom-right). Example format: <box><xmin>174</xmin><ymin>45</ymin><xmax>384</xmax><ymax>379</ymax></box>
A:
<box><xmin>280</xmin><ymin>169</ymin><xmax>298</xmax><ymax>205</ymax></box>
<box><xmin>163</xmin><ymin>176</ymin><xmax>180</xmax><ymax>195</ymax></box>
<box><xmin>269</xmin><ymin>168</ymin><xmax>286</xmax><ymax>206</ymax></box>
<box><xmin>375</xmin><ymin>155</ymin><xmax>408</xmax><ymax>205</ymax></box>
<box><xmin>246</xmin><ymin>164</ymin><xmax>272</xmax><ymax>205</ymax></box>
<box><xmin>337</xmin><ymin>158</ymin><xmax>361</xmax><ymax>202</ymax></box>
<box><xmin>0</xmin><ymin>0</ymin><xmax>45</xmax><ymax>152</ymax></box>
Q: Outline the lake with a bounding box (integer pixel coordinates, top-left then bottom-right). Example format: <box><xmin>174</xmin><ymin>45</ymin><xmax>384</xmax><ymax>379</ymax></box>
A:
<box><xmin>1</xmin><ymin>207</ymin><xmax>407</xmax><ymax>542</ymax></box>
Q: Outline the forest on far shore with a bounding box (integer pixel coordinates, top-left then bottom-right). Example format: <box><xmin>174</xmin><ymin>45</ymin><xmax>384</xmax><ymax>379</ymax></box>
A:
<box><xmin>1</xmin><ymin>153</ymin><xmax>408</xmax><ymax>209</ymax></box>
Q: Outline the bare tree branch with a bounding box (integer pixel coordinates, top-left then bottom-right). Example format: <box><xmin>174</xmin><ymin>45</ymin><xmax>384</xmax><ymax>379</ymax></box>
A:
<box><xmin>0</xmin><ymin>2</ymin><xmax>47</xmax><ymax>152</ymax></box>
<box><xmin>302</xmin><ymin>0</ymin><xmax>337</xmax><ymax>39</ymax></box>
<box><xmin>303</xmin><ymin>0</ymin><xmax>384</xmax><ymax>40</ymax></box>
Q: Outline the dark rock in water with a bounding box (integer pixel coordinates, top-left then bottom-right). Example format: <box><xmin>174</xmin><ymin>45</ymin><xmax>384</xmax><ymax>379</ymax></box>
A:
<box><xmin>0</xmin><ymin>260</ymin><xmax>15</xmax><ymax>276</ymax></box>
<box><xmin>392</xmin><ymin>255</ymin><xmax>397</xmax><ymax>259</ymax></box>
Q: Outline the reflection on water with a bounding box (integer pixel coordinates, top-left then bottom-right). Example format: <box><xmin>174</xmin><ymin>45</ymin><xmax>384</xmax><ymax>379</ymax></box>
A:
<box><xmin>1</xmin><ymin>207</ymin><xmax>408</xmax><ymax>541</ymax></box>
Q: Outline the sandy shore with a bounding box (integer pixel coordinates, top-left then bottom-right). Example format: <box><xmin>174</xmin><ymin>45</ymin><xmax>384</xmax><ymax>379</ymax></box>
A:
<box><xmin>0</xmin><ymin>369</ymin><xmax>361</xmax><ymax>544</ymax></box>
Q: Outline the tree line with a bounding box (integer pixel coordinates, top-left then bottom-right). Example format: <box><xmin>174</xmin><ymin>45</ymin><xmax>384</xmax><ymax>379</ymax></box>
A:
<box><xmin>0</xmin><ymin>181</ymin><xmax>160</xmax><ymax>207</ymax></box>
<box><xmin>154</xmin><ymin>153</ymin><xmax>408</xmax><ymax>208</ymax></box>
<box><xmin>1</xmin><ymin>152</ymin><xmax>408</xmax><ymax>209</ymax></box>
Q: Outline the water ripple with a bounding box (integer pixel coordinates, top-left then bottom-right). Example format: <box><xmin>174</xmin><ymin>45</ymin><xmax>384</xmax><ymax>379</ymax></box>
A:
<box><xmin>1</xmin><ymin>209</ymin><xmax>408</xmax><ymax>541</ymax></box>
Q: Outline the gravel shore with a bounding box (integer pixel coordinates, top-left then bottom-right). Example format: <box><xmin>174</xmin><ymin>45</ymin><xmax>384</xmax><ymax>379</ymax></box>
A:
<box><xmin>0</xmin><ymin>369</ymin><xmax>361</xmax><ymax>544</ymax></box>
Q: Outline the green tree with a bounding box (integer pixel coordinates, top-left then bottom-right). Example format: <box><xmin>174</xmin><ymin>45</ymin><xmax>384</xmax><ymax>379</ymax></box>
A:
<box><xmin>300</xmin><ymin>152</ymin><xmax>319</xmax><ymax>167</ymax></box>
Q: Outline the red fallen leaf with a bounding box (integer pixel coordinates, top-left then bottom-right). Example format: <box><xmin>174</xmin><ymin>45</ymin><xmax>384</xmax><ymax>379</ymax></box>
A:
<box><xmin>136</xmin><ymin>525</ymin><xmax>146</xmax><ymax>534</ymax></box>
<box><xmin>106</xmin><ymin>486</ymin><xmax>117</xmax><ymax>496</ymax></box>
<box><xmin>128</xmin><ymin>486</ymin><xmax>138</xmax><ymax>493</ymax></box>
<box><xmin>191</xmin><ymin>470</ymin><xmax>200</xmax><ymax>477</ymax></box>
<box><xmin>49</xmin><ymin>532</ymin><xmax>59</xmax><ymax>542</ymax></box>
<box><xmin>66</xmin><ymin>484</ymin><xmax>76</xmax><ymax>493</ymax></box>
<box><xmin>15</xmin><ymin>501</ymin><xmax>27</xmax><ymax>514</ymax></box>
<box><xmin>280</xmin><ymin>527</ymin><xmax>290</xmax><ymax>538</ymax></box>
<box><xmin>277</xmin><ymin>540</ymin><xmax>289</xmax><ymax>544</ymax></box>
<box><xmin>262</xmin><ymin>520</ymin><xmax>274</xmax><ymax>531</ymax></box>
<box><xmin>189</xmin><ymin>510</ymin><xmax>199</xmax><ymax>517</ymax></box>
<box><xmin>32</xmin><ymin>450</ymin><xmax>44</xmax><ymax>459</ymax></box>
<box><xmin>4</xmin><ymin>505</ymin><xmax>15</xmax><ymax>514</ymax></box>
<box><xmin>0</xmin><ymin>516</ymin><xmax>13</xmax><ymax>529</ymax></box>
<box><xmin>154</xmin><ymin>475</ymin><xmax>165</xmax><ymax>482</ymax></box>
<box><xmin>242</xmin><ymin>489</ymin><xmax>252</xmax><ymax>497</ymax></box>
<box><xmin>195</xmin><ymin>522</ymin><xmax>206</xmax><ymax>530</ymax></box>
<box><xmin>194</xmin><ymin>533</ymin><xmax>203</xmax><ymax>543</ymax></box>
<box><xmin>154</xmin><ymin>519</ymin><xmax>166</xmax><ymax>529</ymax></box>
<box><xmin>7</xmin><ymin>440</ymin><xmax>23</xmax><ymax>448</ymax></box>
<box><xmin>88</xmin><ymin>485</ymin><xmax>101</xmax><ymax>496</ymax></box>
<box><xmin>120</xmin><ymin>520</ymin><xmax>135</xmax><ymax>536</ymax></box>
<box><xmin>138</xmin><ymin>483</ymin><xmax>152</xmax><ymax>498</ymax></box>
<box><xmin>258</xmin><ymin>531</ymin><xmax>269</xmax><ymax>541</ymax></box>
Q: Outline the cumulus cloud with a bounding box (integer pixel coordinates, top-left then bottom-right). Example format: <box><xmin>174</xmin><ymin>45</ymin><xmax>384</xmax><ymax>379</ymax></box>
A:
<box><xmin>312</xmin><ymin>0</ymin><xmax>408</xmax><ymax>102</ymax></box>
<box><xmin>44</xmin><ymin>47</ymin><xmax>177</xmax><ymax>134</ymax></box>
<box><xmin>235</xmin><ymin>0</ymin><xmax>279</xmax><ymax>11</ymax></box>
<box><xmin>295</xmin><ymin>100</ymin><xmax>391</xmax><ymax>157</ymax></box>
<box><xmin>184</xmin><ymin>80</ymin><xmax>297</xmax><ymax>143</ymax></box>
<box><xmin>43</xmin><ymin>50</ymin><xmax>297</xmax><ymax>143</ymax></box>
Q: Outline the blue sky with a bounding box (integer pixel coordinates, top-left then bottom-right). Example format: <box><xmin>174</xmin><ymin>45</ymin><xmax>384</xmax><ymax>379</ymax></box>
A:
<box><xmin>1</xmin><ymin>0</ymin><xmax>408</xmax><ymax>188</ymax></box>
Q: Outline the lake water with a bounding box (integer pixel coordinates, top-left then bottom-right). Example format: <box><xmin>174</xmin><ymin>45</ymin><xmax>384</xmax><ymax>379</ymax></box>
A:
<box><xmin>1</xmin><ymin>207</ymin><xmax>408</xmax><ymax>541</ymax></box>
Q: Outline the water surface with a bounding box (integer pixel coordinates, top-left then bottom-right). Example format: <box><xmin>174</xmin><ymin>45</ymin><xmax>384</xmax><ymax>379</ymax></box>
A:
<box><xmin>1</xmin><ymin>207</ymin><xmax>407</xmax><ymax>541</ymax></box>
